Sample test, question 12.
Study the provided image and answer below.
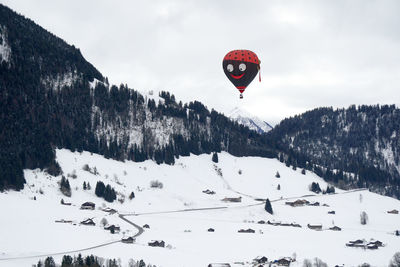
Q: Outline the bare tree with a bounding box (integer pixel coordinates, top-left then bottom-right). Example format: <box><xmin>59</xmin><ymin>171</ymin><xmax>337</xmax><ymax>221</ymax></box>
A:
<box><xmin>303</xmin><ymin>259</ymin><xmax>312</xmax><ymax>267</ymax></box>
<box><xmin>100</xmin><ymin>217</ymin><xmax>108</xmax><ymax>227</ymax></box>
<box><xmin>313</xmin><ymin>258</ymin><xmax>328</xmax><ymax>267</ymax></box>
<box><xmin>360</xmin><ymin>211</ymin><xmax>368</xmax><ymax>225</ymax></box>
<box><xmin>389</xmin><ymin>252</ymin><xmax>400</xmax><ymax>267</ymax></box>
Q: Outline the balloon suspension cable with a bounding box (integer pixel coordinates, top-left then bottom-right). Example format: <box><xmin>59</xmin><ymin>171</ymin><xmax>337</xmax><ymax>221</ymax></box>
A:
<box><xmin>259</xmin><ymin>66</ymin><xmax>261</xmax><ymax>82</ymax></box>
<box><xmin>240</xmin><ymin>93</ymin><xmax>243</xmax><ymax>99</ymax></box>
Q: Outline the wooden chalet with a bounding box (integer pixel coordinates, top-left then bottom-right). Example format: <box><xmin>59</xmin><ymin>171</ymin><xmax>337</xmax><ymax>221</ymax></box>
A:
<box><xmin>148</xmin><ymin>240</ymin><xmax>165</xmax><ymax>247</ymax></box>
<box><xmin>80</xmin><ymin>202</ymin><xmax>95</xmax><ymax>210</ymax></box>
<box><xmin>274</xmin><ymin>257</ymin><xmax>292</xmax><ymax>266</ymax></box>
<box><xmin>60</xmin><ymin>199</ymin><xmax>72</xmax><ymax>206</ymax></box>
<box><xmin>104</xmin><ymin>224</ymin><xmax>120</xmax><ymax>233</ymax></box>
<box><xmin>257</xmin><ymin>220</ymin><xmax>266</xmax><ymax>224</ymax></box>
<box><xmin>307</xmin><ymin>201</ymin><xmax>320</xmax><ymax>206</ymax></box>
<box><xmin>102</xmin><ymin>207</ymin><xmax>117</xmax><ymax>214</ymax></box>
<box><xmin>346</xmin><ymin>239</ymin><xmax>365</xmax><ymax>248</ymax></box>
<box><xmin>202</xmin><ymin>189</ymin><xmax>216</xmax><ymax>195</ymax></box>
<box><xmin>285</xmin><ymin>199</ymin><xmax>309</xmax><ymax>207</ymax></box>
<box><xmin>387</xmin><ymin>209</ymin><xmax>399</xmax><ymax>214</ymax></box>
<box><xmin>328</xmin><ymin>210</ymin><xmax>336</xmax><ymax>214</ymax></box>
<box><xmin>221</xmin><ymin>196</ymin><xmax>242</xmax><ymax>203</ymax></box>
<box><xmin>143</xmin><ymin>224</ymin><xmax>150</xmax><ymax>229</ymax></box>
<box><xmin>55</xmin><ymin>219</ymin><xmax>72</xmax><ymax>223</ymax></box>
<box><xmin>254</xmin><ymin>256</ymin><xmax>268</xmax><ymax>264</ymax></box>
<box><xmin>208</xmin><ymin>228</ymin><xmax>215</xmax><ymax>232</ymax></box>
<box><xmin>80</xmin><ymin>218</ymin><xmax>95</xmax><ymax>226</ymax></box>
<box><xmin>329</xmin><ymin>226</ymin><xmax>342</xmax><ymax>231</ymax></box>
<box><xmin>121</xmin><ymin>236</ymin><xmax>135</xmax><ymax>243</ymax></box>
<box><xmin>238</xmin><ymin>228</ymin><xmax>255</xmax><ymax>233</ymax></box>
<box><xmin>307</xmin><ymin>224</ymin><xmax>322</xmax><ymax>230</ymax></box>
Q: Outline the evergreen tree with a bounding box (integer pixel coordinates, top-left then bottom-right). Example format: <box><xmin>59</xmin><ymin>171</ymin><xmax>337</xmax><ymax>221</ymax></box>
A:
<box><xmin>95</xmin><ymin>181</ymin><xmax>105</xmax><ymax>197</ymax></box>
<box><xmin>277</xmin><ymin>184</ymin><xmax>281</xmax><ymax>190</ymax></box>
<box><xmin>310</xmin><ymin>182</ymin><xmax>322</xmax><ymax>193</ymax></box>
<box><xmin>44</xmin><ymin>257</ymin><xmax>56</xmax><ymax>267</ymax></box>
<box><xmin>61</xmin><ymin>255</ymin><xmax>73</xmax><ymax>267</ymax></box>
<box><xmin>60</xmin><ymin>176</ymin><xmax>71</xmax><ymax>197</ymax></box>
<box><xmin>275</xmin><ymin>171</ymin><xmax>280</xmax><ymax>178</ymax></box>
<box><xmin>212</xmin><ymin>152</ymin><xmax>218</xmax><ymax>163</ymax></box>
<box><xmin>264</xmin><ymin>198</ymin><xmax>273</xmax><ymax>214</ymax></box>
<box><xmin>129</xmin><ymin>191</ymin><xmax>135</xmax><ymax>200</ymax></box>
<box><xmin>83</xmin><ymin>181</ymin><xmax>87</xmax><ymax>190</ymax></box>
<box><xmin>301</xmin><ymin>169</ymin><xmax>306</xmax><ymax>175</ymax></box>
<box><xmin>87</xmin><ymin>182</ymin><xmax>91</xmax><ymax>190</ymax></box>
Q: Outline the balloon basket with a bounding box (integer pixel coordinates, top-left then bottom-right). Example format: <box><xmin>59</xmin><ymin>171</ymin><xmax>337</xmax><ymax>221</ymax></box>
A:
<box><xmin>239</xmin><ymin>93</ymin><xmax>243</xmax><ymax>99</ymax></box>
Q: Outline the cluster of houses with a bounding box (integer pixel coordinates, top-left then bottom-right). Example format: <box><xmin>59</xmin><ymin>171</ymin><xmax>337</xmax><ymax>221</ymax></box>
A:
<box><xmin>285</xmin><ymin>199</ymin><xmax>328</xmax><ymax>207</ymax></box>
<box><xmin>345</xmin><ymin>239</ymin><xmax>384</xmax><ymax>249</ymax></box>
<box><xmin>208</xmin><ymin>256</ymin><xmax>295</xmax><ymax>267</ymax></box>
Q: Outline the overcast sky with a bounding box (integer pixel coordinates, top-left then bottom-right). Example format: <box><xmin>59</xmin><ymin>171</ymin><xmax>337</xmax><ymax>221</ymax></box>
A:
<box><xmin>2</xmin><ymin>0</ymin><xmax>400</xmax><ymax>125</ymax></box>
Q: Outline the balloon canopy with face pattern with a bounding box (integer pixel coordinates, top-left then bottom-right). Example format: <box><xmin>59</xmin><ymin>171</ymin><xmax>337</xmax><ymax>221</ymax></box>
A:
<box><xmin>222</xmin><ymin>49</ymin><xmax>261</xmax><ymax>98</ymax></box>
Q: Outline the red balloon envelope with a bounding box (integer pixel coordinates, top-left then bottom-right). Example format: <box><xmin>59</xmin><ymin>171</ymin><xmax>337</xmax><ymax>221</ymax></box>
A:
<box><xmin>222</xmin><ymin>49</ymin><xmax>261</xmax><ymax>99</ymax></box>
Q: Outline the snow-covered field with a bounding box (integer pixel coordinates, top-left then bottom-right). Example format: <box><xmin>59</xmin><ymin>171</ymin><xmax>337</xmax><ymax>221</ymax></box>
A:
<box><xmin>0</xmin><ymin>149</ymin><xmax>399</xmax><ymax>266</ymax></box>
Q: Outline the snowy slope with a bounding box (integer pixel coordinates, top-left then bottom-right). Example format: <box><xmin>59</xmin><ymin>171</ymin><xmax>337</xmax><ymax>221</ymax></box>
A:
<box><xmin>0</xmin><ymin>150</ymin><xmax>399</xmax><ymax>267</ymax></box>
<box><xmin>228</xmin><ymin>107</ymin><xmax>273</xmax><ymax>134</ymax></box>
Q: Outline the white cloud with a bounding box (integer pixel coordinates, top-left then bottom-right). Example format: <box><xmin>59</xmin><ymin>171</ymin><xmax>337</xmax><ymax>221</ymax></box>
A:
<box><xmin>1</xmin><ymin>0</ymin><xmax>400</xmax><ymax>125</ymax></box>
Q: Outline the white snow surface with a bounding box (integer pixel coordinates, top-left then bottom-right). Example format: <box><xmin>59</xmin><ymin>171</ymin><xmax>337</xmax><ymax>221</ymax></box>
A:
<box><xmin>41</xmin><ymin>70</ymin><xmax>80</xmax><ymax>90</ymax></box>
<box><xmin>0</xmin><ymin>149</ymin><xmax>399</xmax><ymax>266</ymax></box>
<box><xmin>228</xmin><ymin>107</ymin><xmax>273</xmax><ymax>133</ymax></box>
<box><xmin>0</xmin><ymin>25</ymin><xmax>11</xmax><ymax>64</ymax></box>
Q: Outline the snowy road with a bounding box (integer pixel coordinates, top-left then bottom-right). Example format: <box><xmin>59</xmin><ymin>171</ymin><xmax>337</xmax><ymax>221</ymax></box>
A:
<box><xmin>0</xmin><ymin>214</ymin><xmax>144</xmax><ymax>263</ymax></box>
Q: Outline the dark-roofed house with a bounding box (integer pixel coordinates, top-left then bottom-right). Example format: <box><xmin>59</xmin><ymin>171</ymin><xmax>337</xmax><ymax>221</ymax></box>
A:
<box><xmin>238</xmin><ymin>228</ymin><xmax>255</xmax><ymax>233</ymax></box>
<box><xmin>285</xmin><ymin>199</ymin><xmax>309</xmax><ymax>207</ymax></box>
<box><xmin>221</xmin><ymin>197</ymin><xmax>242</xmax><ymax>203</ymax></box>
<box><xmin>80</xmin><ymin>202</ymin><xmax>95</xmax><ymax>210</ymax></box>
<box><xmin>207</xmin><ymin>264</ymin><xmax>231</xmax><ymax>267</ymax></box>
<box><xmin>257</xmin><ymin>220</ymin><xmax>266</xmax><ymax>224</ymax></box>
<box><xmin>121</xmin><ymin>237</ymin><xmax>135</xmax><ymax>243</ymax></box>
<box><xmin>104</xmin><ymin>224</ymin><xmax>120</xmax><ymax>233</ymax></box>
<box><xmin>148</xmin><ymin>240</ymin><xmax>165</xmax><ymax>247</ymax></box>
<box><xmin>328</xmin><ymin>211</ymin><xmax>336</xmax><ymax>214</ymax></box>
<box><xmin>329</xmin><ymin>226</ymin><xmax>342</xmax><ymax>231</ymax></box>
<box><xmin>387</xmin><ymin>209</ymin><xmax>399</xmax><ymax>214</ymax></box>
<box><xmin>254</xmin><ymin>256</ymin><xmax>268</xmax><ymax>264</ymax></box>
<box><xmin>208</xmin><ymin>228</ymin><xmax>215</xmax><ymax>232</ymax></box>
<box><xmin>102</xmin><ymin>207</ymin><xmax>117</xmax><ymax>214</ymax></box>
<box><xmin>307</xmin><ymin>224</ymin><xmax>322</xmax><ymax>230</ymax></box>
<box><xmin>202</xmin><ymin>189</ymin><xmax>216</xmax><ymax>195</ymax></box>
<box><xmin>346</xmin><ymin>239</ymin><xmax>366</xmax><ymax>248</ymax></box>
<box><xmin>80</xmin><ymin>218</ymin><xmax>95</xmax><ymax>226</ymax></box>
<box><xmin>308</xmin><ymin>201</ymin><xmax>320</xmax><ymax>206</ymax></box>
<box><xmin>143</xmin><ymin>224</ymin><xmax>150</xmax><ymax>229</ymax></box>
<box><xmin>275</xmin><ymin>257</ymin><xmax>292</xmax><ymax>266</ymax></box>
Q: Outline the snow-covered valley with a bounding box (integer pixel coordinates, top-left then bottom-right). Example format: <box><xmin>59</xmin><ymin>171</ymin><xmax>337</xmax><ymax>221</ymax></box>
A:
<box><xmin>0</xmin><ymin>149</ymin><xmax>399</xmax><ymax>266</ymax></box>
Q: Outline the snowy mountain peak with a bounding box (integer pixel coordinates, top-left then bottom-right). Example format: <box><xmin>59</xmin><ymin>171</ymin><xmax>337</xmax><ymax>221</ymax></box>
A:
<box><xmin>228</xmin><ymin>107</ymin><xmax>273</xmax><ymax>134</ymax></box>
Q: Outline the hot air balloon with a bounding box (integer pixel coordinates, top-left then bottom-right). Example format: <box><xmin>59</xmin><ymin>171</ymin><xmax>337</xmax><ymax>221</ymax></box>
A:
<box><xmin>222</xmin><ymin>49</ymin><xmax>261</xmax><ymax>99</ymax></box>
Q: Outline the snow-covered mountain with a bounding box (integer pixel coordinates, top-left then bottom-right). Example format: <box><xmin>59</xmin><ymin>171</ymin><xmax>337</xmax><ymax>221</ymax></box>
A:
<box><xmin>228</xmin><ymin>107</ymin><xmax>273</xmax><ymax>134</ymax></box>
<box><xmin>1</xmin><ymin>149</ymin><xmax>399</xmax><ymax>267</ymax></box>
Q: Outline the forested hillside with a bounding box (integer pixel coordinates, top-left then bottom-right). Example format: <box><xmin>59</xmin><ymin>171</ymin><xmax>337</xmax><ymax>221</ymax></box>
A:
<box><xmin>267</xmin><ymin>105</ymin><xmax>400</xmax><ymax>198</ymax></box>
<box><xmin>0</xmin><ymin>4</ymin><xmax>274</xmax><ymax>191</ymax></box>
